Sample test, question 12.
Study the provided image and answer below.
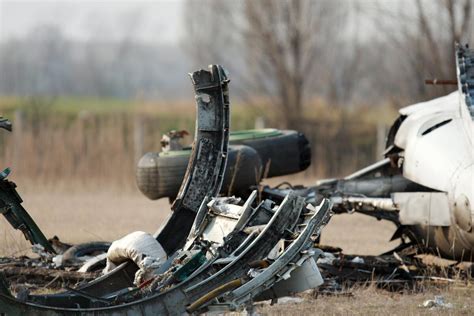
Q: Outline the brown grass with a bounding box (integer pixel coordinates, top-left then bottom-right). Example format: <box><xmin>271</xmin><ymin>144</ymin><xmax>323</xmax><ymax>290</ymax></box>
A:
<box><xmin>0</xmin><ymin>180</ymin><xmax>471</xmax><ymax>314</ymax></box>
<box><xmin>0</xmin><ymin>183</ymin><xmax>171</xmax><ymax>256</ymax></box>
<box><xmin>0</xmin><ymin>178</ymin><xmax>398</xmax><ymax>257</ymax></box>
<box><xmin>0</xmin><ymin>98</ymin><xmax>395</xmax><ymax>191</ymax></box>
<box><xmin>0</xmin><ymin>98</ymin><xmax>466</xmax><ymax>313</ymax></box>
<box><xmin>258</xmin><ymin>284</ymin><xmax>474</xmax><ymax>315</ymax></box>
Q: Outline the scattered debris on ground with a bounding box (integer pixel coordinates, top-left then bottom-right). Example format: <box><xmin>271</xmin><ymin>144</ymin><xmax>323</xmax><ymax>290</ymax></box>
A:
<box><xmin>0</xmin><ymin>44</ymin><xmax>473</xmax><ymax>314</ymax></box>
<box><xmin>1</xmin><ymin>243</ymin><xmax>471</xmax><ymax>300</ymax></box>
<box><xmin>420</xmin><ymin>296</ymin><xmax>453</xmax><ymax>309</ymax></box>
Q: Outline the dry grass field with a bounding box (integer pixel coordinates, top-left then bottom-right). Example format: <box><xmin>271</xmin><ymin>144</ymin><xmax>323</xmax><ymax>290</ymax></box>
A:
<box><xmin>0</xmin><ymin>99</ymin><xmax>446</xmax><ymax>314</ymax></box>
<box><xmin>0</xmin><ymin>174</ymin><xmax>400</xmax><ymax>257</ymax></box>
<box><xmin>0</xmin><ymin>184</ymin><xmax>170</xmax><ymax>256</ymax></box>
<box><xmin>257</xmin><ymin>285</ymin><xmax>474</xmax><ymax>315</ymax></box>
<box><xmin>1</xmin><ymin>177</ymin><xmax>472</xmax><ymax>315</ymax></box>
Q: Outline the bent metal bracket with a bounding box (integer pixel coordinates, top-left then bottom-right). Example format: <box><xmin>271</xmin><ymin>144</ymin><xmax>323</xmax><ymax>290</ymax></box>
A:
<box><xmin>0</xmin><ymin>65</ymin><xmax>331</xmax><ymax>315</ymax></box>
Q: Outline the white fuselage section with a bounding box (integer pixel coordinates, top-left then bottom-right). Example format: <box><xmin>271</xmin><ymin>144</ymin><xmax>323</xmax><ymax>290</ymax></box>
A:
<box><xmin>394</xmin><ymin>91</ymin><xmax>474</xmax><ymax>230</ymax></box>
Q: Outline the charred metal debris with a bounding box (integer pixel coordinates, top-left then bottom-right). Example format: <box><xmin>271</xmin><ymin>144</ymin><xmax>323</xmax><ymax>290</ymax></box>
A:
<box><xmin>0</xmin><ymin>65</ymin><xmax>332</xmax><ymax>314</ymax></box>
<box><xmin>458</xmin><ymin>44</ymin><xmax>474</xmax><ymax>117</ymax></box>
<box><xmin>0</xmin><ymin>44</ymin><xmax>474</xmax><ymax>314</ymax></box>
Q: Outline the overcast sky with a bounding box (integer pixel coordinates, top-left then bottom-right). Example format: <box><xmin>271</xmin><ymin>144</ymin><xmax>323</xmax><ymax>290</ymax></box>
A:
<box><xmin>0</xmin><ymin>0</ymin><xmax>185</xmax><ymax>44</ymax></box>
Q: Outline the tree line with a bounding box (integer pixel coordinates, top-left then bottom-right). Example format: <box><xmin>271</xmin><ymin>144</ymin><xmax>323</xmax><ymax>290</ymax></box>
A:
<box><xmin>0</xmin><ymin>0</ymin><xmax>472</xmax><ymax>129</ymax></box>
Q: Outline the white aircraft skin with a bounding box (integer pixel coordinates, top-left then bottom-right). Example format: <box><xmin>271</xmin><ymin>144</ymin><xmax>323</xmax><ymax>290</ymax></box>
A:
<box><xmin>393</xmin><ymin>89</ymin><xmax>474</xmax><ymax>259</ymax></box>
<box><xmin>323</xmin><ymin>46</ymin><xmax>474</xmax><ymax>260</ymax></box>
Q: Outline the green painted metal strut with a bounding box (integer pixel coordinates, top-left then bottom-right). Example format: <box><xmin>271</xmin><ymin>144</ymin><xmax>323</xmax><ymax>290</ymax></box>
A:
<box><xmin>0</xmin><ymin>117</ymin><xmax>55</xmax><ymax>253</ymax></box>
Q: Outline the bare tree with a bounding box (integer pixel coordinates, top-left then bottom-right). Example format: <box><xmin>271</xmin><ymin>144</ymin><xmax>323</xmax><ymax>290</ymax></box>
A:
<box><xmin>182</xmin><ymin>0</ymin><xmax>240</xmax><ymax>68</ymax></box>
<box><xmin>244</xmin><ymin>1</ymin><xmax>347</xmax><ymax>128</ymax></box>
<box><xmin>415</xmin><ymin>0</ymin><xmax>471</xmax><ymax>91</ymax></box>
<box><xmin>373</xmin><ymin>0</ymin><xmax>473</xmax><ymax>100</ymax></box>
<box><xmin>182</xmin><ymin>0</ymin><xmax>343</xmax><ymax>128</ymax></box>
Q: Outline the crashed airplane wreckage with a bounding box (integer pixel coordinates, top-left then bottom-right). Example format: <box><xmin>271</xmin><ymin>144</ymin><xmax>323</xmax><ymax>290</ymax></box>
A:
<box><xmin>138</xmin><ymin>44</ymin><xmax>474</xmax><ymax>261</ymax></box>
<box><xmin>0</xmin><ymin>44</ymin><xmax>473</xmax><ymax>314</ymax></box>
<box><xmin>0</xmin><ymin>65</ymin><xmax>331</xmax><ymax>314</ymax></box>
<box><xmin>312</xmin><ymin>44</ymin><xmax>474</xmax><ymax>261</ymax></box>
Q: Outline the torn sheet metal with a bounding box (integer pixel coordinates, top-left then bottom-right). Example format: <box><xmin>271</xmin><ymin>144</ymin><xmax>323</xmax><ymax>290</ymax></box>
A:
<box><xmin>220</xmin><ymin>201</ymin><xmax>330</xmax><ymax>311</ymax></box>
<box><xmin>0</xmin><ymin>175</ymin><xmax>55</xmax><ymax>253</ymax></box>
<box><xmin>0</xmin><ymin>193</ymin><xmax>331</xmax><ymax>314</ymax></box>
<box><xmin>394</xmin><ymin>192</ymin><xmax>451</xmax><ymax>226</ymax></box>
<box><xmin>313</xmin><ymin>44</ymin><xmax>474</xmax><ymax>260</ymax></box>
<box><xmin>0</xmin><ymin>65</ymin><xmax>332</xmax><ymax>315</ymax></box>
<box><xmin>0</xmin><ymin>65</ymin><xmax>232</xmax><ymax>314</ymax></box>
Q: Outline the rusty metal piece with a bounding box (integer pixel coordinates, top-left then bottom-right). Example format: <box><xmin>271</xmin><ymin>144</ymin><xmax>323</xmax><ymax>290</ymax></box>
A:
<box><xmin>425</xmin><ymin>79</ymin><xmax>458</xmax><ymax>85</ymax></box>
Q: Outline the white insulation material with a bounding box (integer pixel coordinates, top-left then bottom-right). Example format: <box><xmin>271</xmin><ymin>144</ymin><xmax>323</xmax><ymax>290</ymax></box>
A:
<box><xmin>103</xmin><ymin>231</ymin><xmax>167</xmax><ymax>284</ymax></box>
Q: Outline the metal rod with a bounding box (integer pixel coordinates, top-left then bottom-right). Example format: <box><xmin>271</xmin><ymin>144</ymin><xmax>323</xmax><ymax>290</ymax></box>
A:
<box><xmin>425</xmin><ymin>79</ymin><xmax>457</xmax><ymax>85</ymax></box>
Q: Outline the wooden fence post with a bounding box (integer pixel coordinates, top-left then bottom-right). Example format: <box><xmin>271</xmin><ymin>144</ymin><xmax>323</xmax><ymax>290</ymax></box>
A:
<box><xmin>254</xmin><ymin>117</ymin><xmax>265</xmax><ymax>129</ymax></box>
<box><xmin>13</xmin><ymin>109</ymin><xmax>25</xmax><ymax>169</ymax></box>
<box><xmin>134</xmin><ymin>115</ymin><xmax>144</xmax><ymax>165</ymax></box>
<box><xmin>375</xmin><ymin>123</ymin><xmax>387</xmax><ymax>160</ymax></box>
